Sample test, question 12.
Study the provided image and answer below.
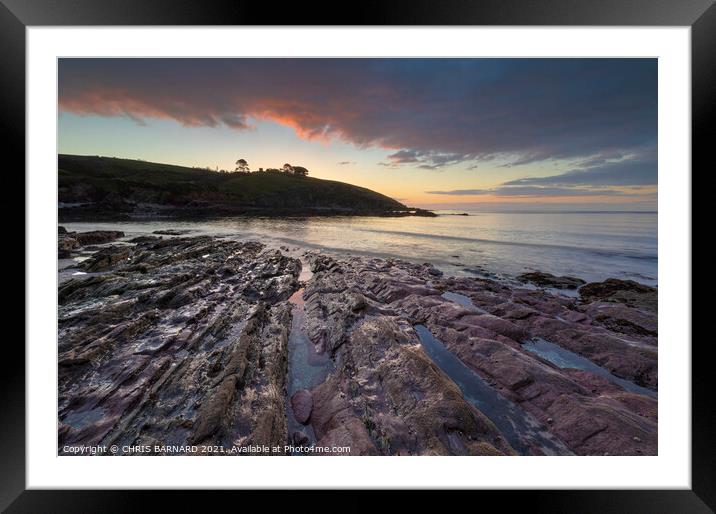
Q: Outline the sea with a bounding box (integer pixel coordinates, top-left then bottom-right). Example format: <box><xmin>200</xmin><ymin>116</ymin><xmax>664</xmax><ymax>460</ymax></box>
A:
<box><xmin>61</xmin><ymin>210</ymin><xmax>657</xmax><ymax>287</ymax></box>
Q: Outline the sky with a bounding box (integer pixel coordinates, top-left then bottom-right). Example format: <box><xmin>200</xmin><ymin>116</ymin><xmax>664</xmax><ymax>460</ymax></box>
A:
<box><xmin>58</xmin><ymin>58</ymin><xmax>657</xmax><ymax>210</ymax></box>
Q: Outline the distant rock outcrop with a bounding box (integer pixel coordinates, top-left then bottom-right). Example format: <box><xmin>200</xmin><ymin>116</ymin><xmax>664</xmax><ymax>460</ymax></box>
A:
<box><xmin>580</xmin><ymin>278</ymin><xmax>657</xmax><ymax>313</ymax></box>
<box><xmin>58</xmin><ymin>229</ymin><xmax>124</xmax><ymax>258</ymax></box>
<box><xmin>517</xmin><ymin>271</ymin><xmax>586</xmax><ymax>290</ymax></box>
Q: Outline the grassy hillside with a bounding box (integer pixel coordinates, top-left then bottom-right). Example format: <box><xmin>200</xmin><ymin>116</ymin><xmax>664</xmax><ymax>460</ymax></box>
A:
<box><xmin>58</xmin><ymin>154</ymin><xmax>430</xmax><ymax>219</ymax></box>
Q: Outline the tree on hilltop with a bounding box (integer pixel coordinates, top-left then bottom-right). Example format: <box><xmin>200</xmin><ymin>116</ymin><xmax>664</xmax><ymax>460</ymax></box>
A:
<box><xmin>235</xmin><ymin>158</ymin><xmax>250</xmax><ymax>173</ymax></box>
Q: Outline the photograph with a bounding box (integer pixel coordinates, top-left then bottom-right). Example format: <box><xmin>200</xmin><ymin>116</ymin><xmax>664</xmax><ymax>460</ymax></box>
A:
<box><xmin>56</xmin><ymin>57</ymin><xmax>659</xmax><ymax>457</ymax></box>
<box><xmin>3</xmin><ymin>0</ymin><xmax>710</xmax><ymax>506</ymax></box>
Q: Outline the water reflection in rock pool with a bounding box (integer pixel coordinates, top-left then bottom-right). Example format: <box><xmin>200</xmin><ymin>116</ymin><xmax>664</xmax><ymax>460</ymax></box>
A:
<box><xmin>285</xmin><ymin>286</ymin><xmax>334</xmax><ymax>451</ymax></box>
<box><xmin>441</xmin><ymin>291</ymin><xmax>487</xmax><ymax>312</ymax></box>
<box><xmin>414</xmin><ymin>324</ymin><xmax>572</xmax><ymax>455</ymax></box>
<box><xmin>523</xmin><ymin>338</ymin><xmax>657</xmax><ymax>399</ymax></box>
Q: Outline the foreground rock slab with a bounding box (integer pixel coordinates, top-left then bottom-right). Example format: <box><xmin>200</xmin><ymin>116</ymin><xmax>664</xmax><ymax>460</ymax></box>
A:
<box><xmin>58</xmin><ymin>235</ymin><xmax>300</xmax><ymax>455</ymax></box>
<box><xmin>301</xmin><ymin>253</ymin><xmax>657</xmax><ymax>456</ymax></box>
<box><xmin>58</xmin><ymin>234</ymin><xmax>657</xmax><ymax>456</ymax></box>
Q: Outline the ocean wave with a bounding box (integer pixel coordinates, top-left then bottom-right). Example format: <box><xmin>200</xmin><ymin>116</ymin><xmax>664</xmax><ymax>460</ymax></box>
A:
<box><xmin>353</xmin><ymin>228</ymin><xmax>657</xmax><ymax>261</ymax></box>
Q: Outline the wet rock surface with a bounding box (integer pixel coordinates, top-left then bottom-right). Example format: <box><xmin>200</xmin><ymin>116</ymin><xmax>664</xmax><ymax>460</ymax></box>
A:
<box><xmin>153</xmin><ymin>229</ymin><xmax>192</xmax><ymax>236</ymax></box>
<box><xmin>290</xmin><ymin>389</ymin><xmax>313</xmax><ymax>424</ymax></box>
<box><xmin>58</xmin><ymin>229</ymin><xmax>125</xmax><ymax>258</ymax></box>
<box><xmin>302</xmin><ymin>254</ymin><xmax>657</xmax><ymax>456</ymax></box>
<box><xmin>58</xmin><ymin>233</ymin><xmax>657</xmax><ymax>456</ymax></box>
<box><xmin>517</xmin><ymin>271</ymin><xmax>586</xmax><ymax>290</ymax></box>
<box><xmin>579</xmin><ymin>278</ymin><xmax>657</xmax><ymax>313</ymax></box>
<box><xmin>58</xmin><ymin>235</ymin><xmax>300</xmax><ymax>455</ymax></box>
<box><xmin>74</xmin><ymin>230</ymin><xmax>126</xmax><ymax>246</ymax></box>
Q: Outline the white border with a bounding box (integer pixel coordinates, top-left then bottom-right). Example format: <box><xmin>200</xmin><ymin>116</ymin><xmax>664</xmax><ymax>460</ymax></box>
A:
<box><xmin>27</xmin><ymin>27</ymin><xmax>690</xmax><ymax>489</ymax></box>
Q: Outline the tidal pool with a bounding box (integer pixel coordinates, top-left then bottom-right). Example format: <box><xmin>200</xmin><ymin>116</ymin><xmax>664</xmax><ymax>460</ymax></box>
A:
<box><xmin>523</xmin><ymin>338</ymin><xmax>657</xmax><ymax>399</ymax></box>
<box><xmin>414</xmin><ymin>324</ymin><xmax>572</xmax><ymax>456</ymax></box>
<box><xmin>285</xmin><ymin>286</ymin><xmax>334</xmax><ymax>451</ymax></box>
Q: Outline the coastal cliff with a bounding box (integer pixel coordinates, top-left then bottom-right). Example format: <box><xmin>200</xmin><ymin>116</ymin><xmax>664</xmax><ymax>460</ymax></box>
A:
<box><xmin>58</xmin><ymin>154</ymin><xmax>435</xmax><ymax>220</ymax></box>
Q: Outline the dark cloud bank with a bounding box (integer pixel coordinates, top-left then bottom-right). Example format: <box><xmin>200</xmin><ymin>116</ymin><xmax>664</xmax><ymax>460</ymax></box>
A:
<box><xmin>59</xmin><ymin>58</ymin><xmax>657</xmax><ymax>192</ymax></box>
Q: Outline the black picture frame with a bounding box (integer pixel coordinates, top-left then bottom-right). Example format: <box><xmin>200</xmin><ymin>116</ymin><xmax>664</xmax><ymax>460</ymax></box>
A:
<box><xmin>3</xmin><ymin>0</ymin><xmax>712</xmax><ymax>510</ymax></box>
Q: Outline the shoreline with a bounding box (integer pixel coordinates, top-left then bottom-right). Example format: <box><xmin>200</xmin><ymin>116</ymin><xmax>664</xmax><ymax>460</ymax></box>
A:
<box><xmin>58</xmin><ymin>207</ymin><xmax>439</xmax><ymax>222</ymax></box>
<box><xmin>57</xmin><ymin>229</ymin><xmax>657</xmax><ymax>456</ymax></box>
<box><xmin>58</xmin><ymin>219</ymin><xmax>658</xmax><ymax>288</ymax></box>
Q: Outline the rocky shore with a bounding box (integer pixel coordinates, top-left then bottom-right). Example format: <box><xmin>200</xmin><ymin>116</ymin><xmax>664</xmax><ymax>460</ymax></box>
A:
<box><xmin>58</xmin><ymin>230</ymin><xmax>657</xmax><ymax>456</ymax></box>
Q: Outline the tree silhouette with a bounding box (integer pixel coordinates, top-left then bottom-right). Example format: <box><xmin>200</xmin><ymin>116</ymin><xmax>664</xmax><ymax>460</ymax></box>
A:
<box><xmin>292</xmin><ymin>166</ymin><xmax>309</xmax><ymax>177</ymax></box>
<box><xmin>282</xmin><ymin>163</ymin><xmax>294</xmax><ymax>173</ymax></box>
<box><xmin>235</xmin><ymin>158</ymin><xmax>249</xmax><ymax>173</ymax></box>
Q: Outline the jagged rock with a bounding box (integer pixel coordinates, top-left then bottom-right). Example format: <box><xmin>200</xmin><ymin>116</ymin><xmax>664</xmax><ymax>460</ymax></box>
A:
<box><xmin>129</xmin><ymin>235</ymin><xmax>163</xmax><ymax>243</ymax></box>
<box><xmin>580</xmin><ymin>278</ymin><xmax>657</xmax><ymax>313</ymax></box>
<box><xmin>80</xmin><ymin>245</ymin><xmax>132</xmax><ymax>272</ymax></box>
<box><xmin>152</xmin><ymin>229</ymin><xmax>192</xmax><ymax>235</ymax></box>
<box><xmin>73</xmin><ymin>230</ymin><xmax>125</xmax><ymax>246</ymax></box>
<box><xmin>291</xmin><ymin>389</ymin><xmax>313</xmax><ymax>424</ymax></box>
<box><xmin>299</xmin><ymin>251</ymin><xmax>658</xmax><ymax>456</ymax></box>
<box><xmin>293</xmin><ymin>431</ymin><xmax>310</xmax><ymax>446</ymax></box>
<box><xmin>57</xmin><ymin>235</ymin><xmax>658</xmax><ymax>457</ymax></box>
<box><xmin>307</xmin><ymin>316</ymin><xmax>514</xmax><ymax>456</ymax></box>
<box><xmin>517</xmin><ymin>271</ymin><xmax>586</xmax><ymax>290</ymax></box>
<box><xmin>582</xmin><ymin>301</ymin><xmax>657</xmax><ymax>339</ymax></box>
<box><xmin>58</xmin><ymin>235</ymin><xmax>79</xmax><ymax>257</ymax></box>
<box><xmin>57</xmin><ymin>236</ymin><xmax>300</xmax><ymax>455</ymax></box>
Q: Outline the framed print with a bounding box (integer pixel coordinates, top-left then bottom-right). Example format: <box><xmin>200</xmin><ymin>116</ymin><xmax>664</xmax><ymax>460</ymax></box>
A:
<box><xmin>4</xmin><ymin>0</ymin><xmax>713</xmax><ymax>510</ymax></box>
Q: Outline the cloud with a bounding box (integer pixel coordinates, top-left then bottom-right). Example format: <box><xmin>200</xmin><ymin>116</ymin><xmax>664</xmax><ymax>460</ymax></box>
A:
<box><xmin>220</xmin><ymin>114</ymin><xmax>254</xmax><ymax>130</ymax></box>
<box><xmin>503</xmin><ymin>152</ymin><xmax>657</xmax><ymax>187</ymax></box>
<box><xmin>426</xmin><ymin>189</ymin><xmax>490</xmax><ymax>195</ymax></box>
<box><xmin>380</xmin><ymin>149</ymin><xmax>472</xmax><ymax>169</ymax></box>
<box><xmin>385</xmin><ymin>149</ymin><xmax>421</xmax><ymax>164</ymax></box>
<box><xmin>426</xmin><ymin>186</ymin><xmax>628</xmax><ymax>197</ymax></box>
<box><xmin>337</xmin><ymin>161</ymin><xmax>356</xmax><ymax>166</ymax></box>
<box><xmin>59</xmin><ymin>58</ymin><xmax>657</xmax><ymax>171</ymax></box>
<box><xmin>426</xmin><ymin>148</ymin><xmax>656</xmax><ymax>198</ymax></box>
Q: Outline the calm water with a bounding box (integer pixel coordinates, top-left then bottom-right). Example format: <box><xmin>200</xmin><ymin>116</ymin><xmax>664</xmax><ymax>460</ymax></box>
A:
<box><xmin>415</xmin><ymin>325</ymin><xmax>572</xmax><ymax>455</ymax></box>
<box><xmin>61</xmin><ymin>210</ymin><xmax>657</xmax><ymax>285</ymax></box>
<box><xmin>522</xmin><ymin>338</ymin><xmax>657</xmax><ymax>399</ymax></box>
<box><xmin>285</xmin><ymin>286</ymin><xmax>333</xmax><ymax>450</ymax></box>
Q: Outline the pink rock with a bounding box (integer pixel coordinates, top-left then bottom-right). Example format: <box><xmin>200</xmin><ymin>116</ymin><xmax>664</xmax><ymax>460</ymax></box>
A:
<box><xmin>467</xmin><ymin>314</ymin><xmax>527</xmax><ymax>342</ymax></box>
<box><xmin>291</xmin><ymin>389</ymin><xmax>313</xmax><ymax>424</ymax></box>
<box><xmin>583</xmin><ymin>301</ymin><xmax>657</xmax><ymax>338</ymax></box>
